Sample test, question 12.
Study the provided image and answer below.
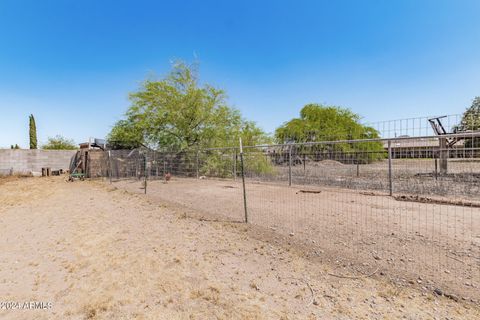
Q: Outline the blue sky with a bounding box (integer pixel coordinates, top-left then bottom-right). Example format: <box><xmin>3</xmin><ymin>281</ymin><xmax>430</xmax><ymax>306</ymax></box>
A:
<box><xmin>0</xmin><ymin>0</ymin><xmax>479</xmax><ymax>148</ymax></box>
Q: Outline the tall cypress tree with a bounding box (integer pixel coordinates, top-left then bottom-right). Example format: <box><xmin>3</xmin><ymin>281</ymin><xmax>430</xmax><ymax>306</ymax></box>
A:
<box><xmin>29</xmin><ymin>114</ymin><xmax>38</xmax><ymax>149</ymax></box>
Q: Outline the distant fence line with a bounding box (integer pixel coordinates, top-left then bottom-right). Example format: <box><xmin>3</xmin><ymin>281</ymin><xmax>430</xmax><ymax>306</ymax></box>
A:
<box><xmin>105</xmin><ymin>132</ymin><xmax>480</xmax><ymax>192</ymax></box>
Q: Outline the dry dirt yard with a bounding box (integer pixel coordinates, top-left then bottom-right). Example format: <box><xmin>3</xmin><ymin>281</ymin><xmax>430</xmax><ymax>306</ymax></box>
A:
<box><xmin>0</xmin><ymin>177</ymin><xmax>479</xmax><ymax>319</ymax></box>
<box><xmin>115</xmin><ymin>177</ymin><xmax>480</xmax><ymax>300</ymax></box>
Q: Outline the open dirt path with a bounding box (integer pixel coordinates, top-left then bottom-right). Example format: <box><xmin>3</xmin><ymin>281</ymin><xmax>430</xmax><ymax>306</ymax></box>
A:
<box><xmin>0</xmin><ymin>177</ymin><xmax>478</xmax><ymax>319</ymax></box>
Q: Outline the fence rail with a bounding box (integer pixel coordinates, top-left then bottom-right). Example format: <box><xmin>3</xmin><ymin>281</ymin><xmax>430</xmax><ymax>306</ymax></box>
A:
<box><xmin>104</xmin><ymin>133</ymin><xmax>480</xmax><ymax>302</ymax></box>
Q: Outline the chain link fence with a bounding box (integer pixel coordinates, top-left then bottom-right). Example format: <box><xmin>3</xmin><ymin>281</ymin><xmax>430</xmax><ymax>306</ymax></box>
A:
<box><xmin>105</xmin><ymin>132</ymin><xmax>480</xmax><ymax>301</ymax></box>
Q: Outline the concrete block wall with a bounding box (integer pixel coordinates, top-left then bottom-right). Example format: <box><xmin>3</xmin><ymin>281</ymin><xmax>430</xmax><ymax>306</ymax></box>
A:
<box><xmin>0</xmin><ymin>149</ymin><xmax>77</xmax><ymax>175</ymax></box>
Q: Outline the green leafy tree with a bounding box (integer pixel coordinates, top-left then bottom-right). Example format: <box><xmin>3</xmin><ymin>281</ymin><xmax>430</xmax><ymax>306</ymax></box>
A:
<box><xmin>42</xmin><ymin>135</ymin><xmax>77</xmax><ymax>150</ymax></box>
<box><xmin>29</xmin><ymin>114</ymin><xmax>37</xmax><ymax>149</ymax></box>
<box><xmin>275</xmin><ymin>104</ymin><xmax>384</xmax><ymax>163</ymax></box>
<box><xmin>109</xmin><ymin>61</ymin><xmax>269</xmax><ymax>150</ymax></box>
<box><xmin>108</xmin><ymin>119</ymin><xmax>144</xmax><ymax>149</ymax></box>
<box><xmin>108</xmin><ymin>61</ymin><xmax>272</xmax><ymax>177</ymax></box>
<box><xmin>455</xmin><ymin>97</ymin><xmax>480</xmax><ymax>148</ymax></box>
<box><xmin>10</xmin><ymin>144</ymin><xmax>20</xmax><ymax>149</ymax></box>
<box><xmin>276</xmin><ymin>104</ymin><xmax>379</xmax><ymax>142</ymax></box>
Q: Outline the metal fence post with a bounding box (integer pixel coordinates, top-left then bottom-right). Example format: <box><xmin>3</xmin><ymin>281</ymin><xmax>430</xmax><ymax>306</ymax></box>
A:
<box><xmin>144</xmin><ymin>153</ymin><xmax>147</xmax><ymax>194</ymax></box>
<box><xmin>152</xmin><ymin>151</ymin><xmax>156</xmax><ymax>179</ymax></box>
<box><xmin>196</xmin><ymin>150</ymin><xmax>200</xmax><ymax>179</ymax></box>
<box><xmin>233</xmin><ymin>149</ymin><xmax>237</xmax><ymax>181</ymax></box>
<box><xmin>239</xmin><ymin>138</ymin><xmax>248</xmax><ymax>223</ymax></box>
<box><xmin>108</xmin><ymin>150</ymin><xmax>112</xmax><ymax>184</ymax></box>
<box><xmin>439</xmin><ymin>137</ymin><xmax>448</xmax><ymax>175</ymax></box>
<box><xmin>288</xmin><ymin>145</ymin><xmax>292</xmax><ymax>186</ymax></box>
<box><xmin>303</xmin><ymin>153</ymin><xmax>306</xmax><ymax>172</ymax></box>
<box><xmin>303</xmin><ymin>152</ymin><xmax>306</xmax><ymax>183</ymax></box>
<box><xmin>388</xmin><ymin>140</ymin><xmax>393</xmax><ymax>196</ymax></box>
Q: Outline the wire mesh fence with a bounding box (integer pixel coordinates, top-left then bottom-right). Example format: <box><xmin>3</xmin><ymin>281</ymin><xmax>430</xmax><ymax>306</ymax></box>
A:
<box><xmin>364</xmin><ymin>114</ymin><xmax>465</xmax><ymax>138</ymax></box>
<box><xmin>105</xmin><ymin>132</ymin><xmax>480</xmax><ymax>301</ymax></box>
<box><xmin>275</xmin><ymin>114</ymin><xmax>468</xmax><ymax>142</ymax></box>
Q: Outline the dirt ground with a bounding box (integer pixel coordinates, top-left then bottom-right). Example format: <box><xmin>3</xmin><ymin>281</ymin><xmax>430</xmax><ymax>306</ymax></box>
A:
<box><xmin>114</xmin><ymin>177</ymin><xmax>480</xmax><ymax>302</ymax></box>
<box><xmin>1</xmin><ymin>177</ymin><xmax>479</xmax><ymax>319</ymax></box>
<box><xmin>271</xmin><ymin>159</ymin><xmax>480</xmax><ymax>201</ymax></box>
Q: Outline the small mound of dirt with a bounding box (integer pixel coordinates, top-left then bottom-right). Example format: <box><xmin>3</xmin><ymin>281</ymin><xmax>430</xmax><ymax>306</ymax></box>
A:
<box><xmin>318</xmin><ymin>160</ymin><xmax>344</xmax><ymax>167</ymax></box>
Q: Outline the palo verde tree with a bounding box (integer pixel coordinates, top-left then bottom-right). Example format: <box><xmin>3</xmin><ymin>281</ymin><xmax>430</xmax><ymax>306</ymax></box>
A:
<box><xmin>109</xmin><ymin>61</ymin><xmax>269</xmax><ymax>150</ymax></box>
<box><xmin>42</xmin><ymin>135</ymin><xmax>77</xmax><ymax>150</ymax></box>
<box><xmin>108</xmin><ymin>61</ymin><xmax>271</xmax><ymax>177</ymax></box>
<box><xmin>455</xmin><ymin>96</ymin><xmax>480</xmax><ymax>148</ymax></box>
<box><xmin>29</xmin><ymin>114</ymin><xmax>38</xmax><ymax>149</ymax></box>
<box><xmin>275</xmin><ymin>104</ymin><xmax>384</xmax><ymax>163</ymax></box>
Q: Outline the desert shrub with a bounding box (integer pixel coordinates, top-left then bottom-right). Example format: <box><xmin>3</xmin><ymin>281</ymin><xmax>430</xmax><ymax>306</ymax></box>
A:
<box><xmin>200</xmin><ymin>152</ymin><xmax>234</xmax><ymax>178</ymax></box>
<box><xmin>242</xmin><ymin>151</ymin><xmax>276</xmax><ymax>177</ymax></box>
<box><xmin>199</xmin><ymin>149</ymin><xmax>275</xmax><ymax>178</ymax></box>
